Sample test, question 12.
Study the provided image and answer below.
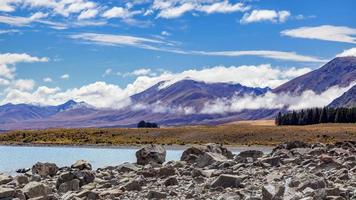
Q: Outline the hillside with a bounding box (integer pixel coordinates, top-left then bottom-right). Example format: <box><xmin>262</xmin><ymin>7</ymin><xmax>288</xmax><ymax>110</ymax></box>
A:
<box><xmin>329</xmin><ymin>85</ymin><xmax>356</xmax><ymax>107</ymax></box>
<box><xmin>273</xmin><ymin>57</ymin><xmax>356</xmax><ymax>94</ymax></box>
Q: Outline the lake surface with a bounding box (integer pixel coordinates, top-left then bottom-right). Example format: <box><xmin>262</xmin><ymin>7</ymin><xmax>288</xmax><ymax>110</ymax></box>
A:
<box><xmin>0</xmin><ymin>145</ymin><xmax>272</xmax><ymax>175</ymax></box>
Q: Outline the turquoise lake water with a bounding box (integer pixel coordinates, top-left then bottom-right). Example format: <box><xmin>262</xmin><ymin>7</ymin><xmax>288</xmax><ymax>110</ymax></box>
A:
<box><xmin>0</xmin><ymin>145</ymin><xmax>271</xmax><ymax>174</ymax></box>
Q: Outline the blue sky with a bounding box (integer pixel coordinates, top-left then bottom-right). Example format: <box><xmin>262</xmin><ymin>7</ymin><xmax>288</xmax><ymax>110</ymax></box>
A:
<box><xmin>0</xmin><ymin>0</ymin><xmax>355</xmax><ymax>108</ymax></box>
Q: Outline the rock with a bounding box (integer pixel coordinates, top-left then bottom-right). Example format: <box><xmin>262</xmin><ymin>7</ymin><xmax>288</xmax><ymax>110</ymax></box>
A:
<box><xmin>217</xmin><ymin>193</ymin><xmax>242</xmax><ymax>200</ymax></box>
<box><xmin>191</xmin><ymin>169</ymin><xmax>215</xmax><ymax>178</ymax></box>
<box><xmin>196</xmin><ymin>152</ymin><xmax>228</xmax><ymax>168</ymax></box>
<box><xmin>74</xmin><ymin>170</ymin><xmax>95</xmax><ymax>186</ymax></box>
<box><xmin>146</xmin><ymin>190</ymin><xmax>167</xmax><ymax>199</ymax></box>
<box><xmin>0</xmin><ymin>174</ymin><xmax>13</xmax><ymax>185</ymax></box>
<box><xmin>58</xmin><ymin>179</ymin><xmax>80</xmax><ymax>193</ymax></box>
<box><xmin>298</xmin><ymin>177</ymin><xmax>326</xmax><ymax>191</ymax></box>
<box><xmin>320</xmin><ymin>154</ymin><xmax>333</xmax><ymax>163</ymax></box>
<box><xmin>136</xmin><ymin>144</ymin><xmax>166</xmax><ymax>165</ymax></box>
<box><xmin>31</xmin><ymin>162</ymin><xmax>59</xmax><ymax>177</ymax></box>
<box><xmin>15</xmin><ymin>175</ymin><xmax>29</xmax><ymax>185</ymax></box>
<box><xmin>262</xmin><ymin>184</ymin><xmax>285</xmax><ymax>200</ymax></box>
<box><xmin>181</xmin><ymin>144</ymin><xmax>233</xmax><ymax>163</ymax></box>
<box><xmin>211</xmin><ymin>174</ymin><xmax>246</xmax><ymax>188</ymax></box>
<box><xmin>71</xmin><ymin>160</ymin><xmax>92</xmax><ymax>170</ymax></box>
<box><xmin>23</xmin><ymin>182</ymin><xmax>51</xmax><ymax>199</ymax></box>
<box><xmin>164</xmin><ymin>177</ymin><xmax>178</xmax><ymax>186</ymax></box>
<box><xmin>260</xmin><ymin>156</ymin><xmax>281</xmax><ymax>166</ymax></box>
<box><xmin>238</xmin><ymin>150</ymin><xmax>264</xmax><ymax>159</ymax></box>
<box><xmin>157</xmin><ymin>166</ymin><xmax>177</xmax><ymax>178</ymax></box>
<box><xmin>123</xmin><ymin>180</ymin><xmax>141</xmax><ymax>191</ymax></box>
<box><xmin>117</xmin><ymin>162</ymin><xmax>140</xmax><ymax>173</ymax></box>
<box><xmin>0</xmin><ymin>187</ymin><xmax>15</xmax><ymax>198</ymax></box>
<box><xmin>56</xmin><ymin>172</ymin><xmax>77</xmax><ymax>189</ymax></box>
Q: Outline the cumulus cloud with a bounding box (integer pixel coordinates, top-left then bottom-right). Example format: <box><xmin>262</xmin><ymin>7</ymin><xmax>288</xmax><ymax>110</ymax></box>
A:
<box><xmin>12</xmin><ymin>79</ymin><xmax>35</xmax><ymax>91</ymax></box>
<box><xmin>123</xmin><ymin>68</ymin><xmax>156</xmax><ymax>77</ymax></box>
<box><xmin>240</xmin><ymin>9</ymin><xmax>291</xmax><ymax>24</ymax></box>
<box><xmin>2</xmin><ymin>82</ymin><xmax>131</xmax><ymax>109</ymax></box>
<box><xmin>336</xmin><ymin>47</ymin><xmax>356</xmax><ymax>57</ymax></box>
<box><xmin>281</xmin><ymin>25</ymin><xmax>356</xmax><ymax>44</ymax></box>
<box><xmin>0</xmin><ymin>53</ymin><xmax>49</xmax><ymax>80</ymax></box>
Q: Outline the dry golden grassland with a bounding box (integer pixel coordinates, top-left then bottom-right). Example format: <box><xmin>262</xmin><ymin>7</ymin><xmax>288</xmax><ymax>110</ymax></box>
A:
<box><xmin>0</xmin><ymin>121</ymin><xmax>355</xmax><ymax>146</ymax></box>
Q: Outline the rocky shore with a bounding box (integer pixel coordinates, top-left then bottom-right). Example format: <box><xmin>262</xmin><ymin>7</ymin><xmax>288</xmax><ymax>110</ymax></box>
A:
<box><xmin>0</xmin><ymin>141</ymin><xmax>355</xmax><ymax>200</ymax></box>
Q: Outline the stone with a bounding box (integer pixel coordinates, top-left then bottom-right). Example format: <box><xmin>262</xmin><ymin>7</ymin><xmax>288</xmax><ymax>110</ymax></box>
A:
<box><xmin>136</xmin><ymin>144</ymin><xmax>166</xmax><ymax>165</ymax></box>
<box><xmin>71</xmin><ymin>160</ymin><xmax>92</xmax><ymax>170</ymax></box>
<box><xmin>15</xmin><ymin>175</ymin><xmax>29</xmax><ymax>185</ymax></box>
<box><xmin>117</xmin><ymin>162</ymin><xmax>140</xmax><ymax>173</ymax></box>
<box><xmin>262</xmin><ymin>184</ymin><xmax>285</xmax><ymax>200</ymax></box>
<box><xmin>211</xmin><ymin>174</ymin><xmax>246</xmax><ymax>188</ymax></box>
<box><xmin>157</xmin><ymin>166</ymin><xmax>177</xmax><ymax>178</ymax></box>
<box><xmin>238</xmin><ymin>150</ymin><xmax>264</xmax><ymax>159</ymax></box>
<box><xmin>0</xmin><ymin>174</ymin><xmax>13</xmax><ymax>185</ymax></box>
<box><xmin>56</xmin><ymin>172</ymin><xmax>77</xmax><ymax>189</ymax></box>
<box><xmin>164</xmin><ymin>177</ymin><xmax>178</xmax><ymax>186</ymax></box>
<box><xmin>31</xmin><ymin>162</ymin><xmax>59</xmax><ymax>177</ymax></box>
<box><xmin>191</xmin><ymin>169</ymin><xmax>215</xmax><ymax>178</ymax></box>
<box><xmin>123</xmin><ymin>180</ymin><xmax>141</xmax><ymax>191</ymax></box>
<box><xmin>58</xmin><ymin>179</ymin><xmax>80</xmax><ymax>193</ymax></box>
<box><xmin>298</xmin><ymin>177</ymin><xmax>326</xmax><ymax>191</ymax></box>
<box><xmin>74</xmin><ymin>170</ymin><xmax>95</xmax><ymax>186</ymax></box>
<box><xmin>181</xmin><ymin>144</ymin><xmax>233</xmax><ymax>163</ymax></box>
<box><xmin>23</xmin><ymin>182</ymin><xmax>50</xmax><ymax>199</ymax></box>
<box><xmin>196</xmin><ymin>152</ymin><xmax>228</xmax><ymax>168</ymax></box>
<box><xmin>260</xmin><ymin>156</ymin><xmax>281</xmax><ymax>167</ymax></box>
<box><xmin>0</xmin><ymin>187</ymin><xmax>15</xmax><ymax>199</ymax></box>
<box><xmin>146</xmin><ymin>190</ymin><xmax>167</xmax><ymax>199</ymax></box>
<box><xmin>320</xmin><ymin>154</ymin><xmax>333</xmax><ymax>163</ymax></box>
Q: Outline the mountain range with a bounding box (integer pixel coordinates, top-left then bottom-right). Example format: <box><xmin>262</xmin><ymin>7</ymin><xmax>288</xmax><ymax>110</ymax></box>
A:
<box><xmin>1</xmin><ymin>56</ymin><xmax>356</xmax><ymax>130</ymax></box>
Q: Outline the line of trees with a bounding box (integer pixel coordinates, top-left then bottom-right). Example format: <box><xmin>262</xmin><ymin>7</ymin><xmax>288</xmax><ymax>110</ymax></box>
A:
<box><xmin>275</xmin><ymin>107</ymin><xmax>356</xmax><ymax>125</ymax></box>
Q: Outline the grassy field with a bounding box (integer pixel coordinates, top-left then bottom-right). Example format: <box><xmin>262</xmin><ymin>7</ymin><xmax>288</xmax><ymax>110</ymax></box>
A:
<box><xmin>0</xmin><ymin>121</ymin><xmax>355</xmax><ymax>146</ymax></box>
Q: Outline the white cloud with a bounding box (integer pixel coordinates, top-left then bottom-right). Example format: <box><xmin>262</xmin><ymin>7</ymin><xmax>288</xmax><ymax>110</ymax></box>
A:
<box><xmin>0</xmin><ymin>78</ymin><xmax>10</xmax><ymax>86</ymax></box>
<box><xmin>157</xmin><ymin>3</ymin><xmax>195</xmax><ymax>19</ymax></box>
<box><xmin>2</xmin><ymin>82</ymin><xmax>131</xmax><ymax>109</ymax></box>
<box><xmin>71</xmin><ymin>32</ymin><xmax>326</xmax><ymax>62</ymax></box>
<box><xmin>123</xmin><ymin>68</ymin><xmax>155</xmax><ymax>77</ymax></box>
<box><xmin>336</xmin><ymin>47</ymin><xmax>356</xmax><ymax>57</ymax></box>
<box><xmin>0</xmin><ymin>29</ymin><xmax>20</xmax><ymax>34</ymax></box>
<box><xmin>281</xmin><ymin>25</ymin><xmax>356</xmax><ymax>44</ymax></box>
<box><xmin>197</xmin><ymin>1</ymin><xmax>249</xmax><ymax>14</ymax></box>
<box><xmin>200</xmin><ymin>81</ymin><xmax>356</xmax><ymax>114</ymax></box>
<box><xmin>192</xmin><ymin>50</ymin><xmax>327</xmax><ymax>62</ymax></box>
<box><xmin>240</xmin><ymin>9</ymin><xmax>291</xmax><ymax>24</ymax></box>
<box><xmin>70</xmin><ymin>33</ymin><xmax>172</xmax><ymax>50</ymax></box>
<box><xmin>0</xmin><ymin>53</ymin><xmax>49</xmax><ymax>80</ymax></box>
<box><xmin>78</xmin><ymin>9</ymin><xmax>98</xmax><ymax>20</ymax></box>
<box><xmin>12</xmin><ymin>79</ymin><xmax>35</xmax><ymax>91</ymax></box>
<box><xmin>154</xmin><ymin>0</ymin><xmax>249</xmax><ymax>19</ymax></box>
<box><xmin>161</xmin><ymin>31</ymin><xmax>170</xmax><ymax>36</ymax></box>
<box><xmin>60</xmin><ymin>74</ymin><xmax>69</xmax><ymax>79</ymax></box>
<box><xmin>102</xmin><ymin>68</ymin><xmax>112</xmax><ymax>77</ymax></box>
<box><xmin>102</xmin><ymin>7</ymin><xmax>141</xmax><ymax>19</ymax></box>
<box><xmin>0</xmin><ymin>53</ymin><xmax>49</xmax><ymax>65</ymax></box>
<box><xmin>0</xmin><ymin>0</ymin><xmax>20</xmax><ymax>12</ymax></box>
<box><xmin>43</xmin><ymin>77</ymin><xmax>53</xmax><ymax>82</ymax></box>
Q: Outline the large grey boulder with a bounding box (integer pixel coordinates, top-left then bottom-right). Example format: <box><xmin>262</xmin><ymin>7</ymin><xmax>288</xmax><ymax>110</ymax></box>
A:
<box><xmin>32</xmin><ymin>162</ymin><xmax>59</xmax><ymax>177</ymax></box>
<box><xmin>211</xmin><ymin>174</ymin><xmax>246</xmax><ymax>188</ymax></box>
<box><xmin>181</xmin><ymin>143</ymin><xmax>233</xmax><ymax>163</ymax></box>
<box><xmin>136</xmin><ymin>145</ymin><xmax>166</xmax><ymax>165</ymax></box>
<box><xmin>23</xmin><ymin>181</ymin><xmax>51</xmax><ymax>199</ymax></box>
<box><xmin>196</xmin><ymin>152</ymin><xmax>228</xmax><ymax>168</ymax></box>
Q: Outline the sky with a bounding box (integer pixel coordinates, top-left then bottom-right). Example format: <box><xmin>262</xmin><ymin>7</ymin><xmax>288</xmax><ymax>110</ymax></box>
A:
<box><xmin>0</xmin><ymin>0</ymin><xmax>356</xmax><ymax>108</ymax></box>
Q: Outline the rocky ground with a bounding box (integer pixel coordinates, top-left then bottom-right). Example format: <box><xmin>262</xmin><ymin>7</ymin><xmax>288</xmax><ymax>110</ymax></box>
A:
<box><xmin>0</xmin><ymin>141</ymin><xmax>355</xmax><ymax>200</ymax></box>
